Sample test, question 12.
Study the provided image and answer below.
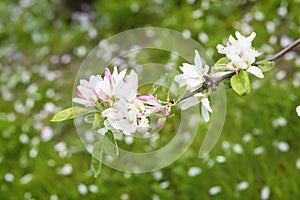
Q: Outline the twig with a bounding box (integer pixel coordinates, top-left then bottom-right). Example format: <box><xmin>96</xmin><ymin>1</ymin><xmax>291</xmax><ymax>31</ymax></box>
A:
<box><xmin>178</xmin><ymin>37</ymin><xmax>300</xmax><ymax>102</ymax></box>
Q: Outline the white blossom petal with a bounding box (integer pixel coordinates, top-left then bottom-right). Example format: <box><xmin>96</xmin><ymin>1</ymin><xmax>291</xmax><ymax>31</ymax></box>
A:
<box><xmin>201</xmin><ymin>97</ymin><xmax>213</xmax><ymax>113</ymax></box>
<box><xmin>247</xmin><ymin>66</ymin><xmax>264</xmax><ymax>78</ymax></box>
<box><xmin>296</xmin><ymin>105</ymin><xmax>300</xmax><ymax>117</ymax></box>
<box><xmin>201</xmin><ymin>104</ymin><xmax>210</xmax><ymax>122</ymax></box>
<box><xmin>194</xmin><ymin>50</ymin><xmax>202</xmax><ymax>67</ymax></box>
<box><xmin>180</xmin><ymin>96</ymin><xmax>199</xmax><ymax>110</ymax></box>
<box><xmin>97</xmin><ymin>127</ymin><xmax>108</xmax><ymax>135</ymax></box>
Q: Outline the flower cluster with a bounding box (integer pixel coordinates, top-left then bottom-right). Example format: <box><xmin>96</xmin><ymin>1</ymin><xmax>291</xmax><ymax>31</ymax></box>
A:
<box><xmin>174</xmin><ymin>31</ymin><xmax>263</xmax><ymax>122</ymax></box>
<box><xmin>217</xmin><ymin>31</ymin><xmax>263</xmax><ymax>78</ymax></box>
<box><xmin>174</xmin><ymin>50</ymin><xmax>212</xmax><ymax>122</ymax></box>
<box><xmin>55</xmin><ymin>31</ymin><xmax>267</xmax><ymax>135</ymax></box>
<box><xmin>73</xmin><ymin>67</ymin><xmax>168</xmax><ymax>135</ymax></box>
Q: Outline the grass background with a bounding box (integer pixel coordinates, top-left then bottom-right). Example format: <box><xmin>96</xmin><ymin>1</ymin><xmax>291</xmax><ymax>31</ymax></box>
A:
<box><xmin>0</xmin><ymin>0</ymin><xmax>300</xmax><ymax>199</ymax></box>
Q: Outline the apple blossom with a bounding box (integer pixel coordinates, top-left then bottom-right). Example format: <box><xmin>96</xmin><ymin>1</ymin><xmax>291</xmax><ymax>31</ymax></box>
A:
<box><xmin>100</xmin><ymin>70</ymin><xmax>163</xmax><ymax>135</ymax></box>
<box><xmin>174</xmin><ymin>50</ymin><xmax>209</xmax><ymax>92</ymax></box>
<box><xmin>72</xmin><ymin>75</ymin><xmax>102</xmax><ymax>107</ymax></box>
<box><xmin>73</xmin><ymin>66</ymin><xmax>126</xmax><ymax>106</ymax></box>
<box><xmin>217</xmin><ymin>31</ymin><xmax>263</xmax><ymax>78</ymax></box>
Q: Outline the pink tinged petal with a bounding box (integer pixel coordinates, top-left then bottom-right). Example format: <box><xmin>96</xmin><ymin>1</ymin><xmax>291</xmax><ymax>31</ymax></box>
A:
<box><xmin>73</xmin><ymin>97</ymin><xmax>89</xmax><ymax>106</ymax></box>
<box><xmin>239</xmin><ymin>51</ymin><xmax>244</xmax><ymax>57</ymax></box>
<box><xmin>85</xmin><ymin>100</ymin><xmax>96</xmax><ymax>107</ymax></box>
<box><xmin>149</xmin><ymin>106</ymin><xmax>161</xmax><ymax>114</ymax></box>
<box><xmin>77</xmin><ymin>85</ymin><xmax>94</xmax><ymax>100</ymax></box>
<box><xmin>201</xmin><ymin>104</ymin><xmax>210</xmax><ymax>122</ymax></box>
<box><xmin>247</xmin><ymin>66</ymin><xmax>264</xmax><ymax>78</ymax></box>
<box><xmin>194</xmin><ymin>50</ymin><xmax>202</xmax><ymax>67</ymax></box>
<box><xmin>180</xmin><ymin>96</ymin><xmax>199</xmax><ymax>110</ymax></box>
<box><xmin>104</xmin><ymin>68</ymin><xmax>116</xmax><ymax>90</ymax></box>
<box><xmin>98</xmin><ymin>88</ymin><xmax>110</xmax><ymax>100</ymax></box>
<box><xmin>201</xmin><ymin>97</ymin><xmax>213</xmax><ymax>113</ymax></box>
<box><xmin>76</xmin><ymin>91</ymin><xmax>84</xmax><ymax>99</ymax></box>
<box><xmin>137</xmin><ymin>94</ymin><xmax>160</xmax><ymax>105</ymax></box>
<box><xmin>162</xmin><ymin>107</ymin><xmax>170</xmax><ymax>117</ymax></box>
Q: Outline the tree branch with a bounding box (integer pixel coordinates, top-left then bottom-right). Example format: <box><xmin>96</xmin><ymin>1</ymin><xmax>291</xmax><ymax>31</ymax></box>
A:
<box><xmin>178</xmin><ymin>37</ymin><xmax>300</xmax><ymax>102</ymax></box>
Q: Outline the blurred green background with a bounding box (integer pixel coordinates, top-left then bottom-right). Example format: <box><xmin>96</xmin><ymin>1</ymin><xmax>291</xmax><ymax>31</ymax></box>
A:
<box><xmin>1</xmin><ymin>0</ymin><xmax>300</xmax><ymax>199</ymax></box>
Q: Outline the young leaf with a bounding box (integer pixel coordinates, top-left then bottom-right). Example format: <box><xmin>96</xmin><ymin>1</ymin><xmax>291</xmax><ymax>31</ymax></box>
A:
<box><xmin>222</xmin><ymin>78</ymin><xmax>232</xmax><ymax>89</ymax></box>
<box><xmin>92</xmin><ymin>113</ymin><xmax>103</xmax><ymax>129</ymax></box>
<box><xmin>162</xmin><ymin>73</ymin><xmax>173</xmax><ymax>94</ymax></box>
<box><xmin>230</xmin><ymin>70</ymin><xmax>251</xmax><ymax>96</ymax></box>
<box><xmin>92</xmin><ymin>140</ymin><xmax>104</xmax><ymax>178</ymax></box>
<box><xmin>259</xmin><ymin>61</ymin><xmax>275</xmax><ymax>72</ymax></box>
<box><xmin>50</xmin><ymin>107</ymin><xmax>92</xmax><ymax>122</ymax></box>
<box><xmin>215</xmin><ymin>57</ymin><xmax>230</xmax><ymax>65</ymax></box>
<box><xmin>103</xmin><ymin>131</ymin><xmax>118</xmax><ymax>158</ymax></box>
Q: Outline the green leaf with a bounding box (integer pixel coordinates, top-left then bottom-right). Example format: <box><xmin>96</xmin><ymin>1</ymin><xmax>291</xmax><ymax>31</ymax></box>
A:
<box><xmin>162</xmin><ymin>73</ymin><xmax>173</xmax><ymax>94</ymax></box>
<box><xmin>50</xmin><ymin>107</ymin><xmax>92</xmax><ymax>122</ymax></box>
<box><xmin>259</xmin><ymin>61</ymin><xmax>275</xmax><ymax>72</ymax></box>
<box><xmin>215</xmin><ymin>57</ymin><xmax>230</xmax><ymax>65</ymax></box>
<box><xmin>92</xmin><ymin>140</ymin><xmax>104</xmax><ymax>178</ymax></box>
<box><xmin>92</xmin><ymin>113</ymin><xmax>103</xmax><ymax>129</ymax></box>
<box><xmin>230</xmin><ymin>70</ymin><xmax>251</xmax><ymax>96</ymax></box>
<box><xmin>222</xmin><ymin>78</ymin><xmax>232</xmax><ymax>89</ymax></box>
<box><xmin>103</xmin><ymin>131</ymin><xmax>118</xmax><ymax>158</ymax></box>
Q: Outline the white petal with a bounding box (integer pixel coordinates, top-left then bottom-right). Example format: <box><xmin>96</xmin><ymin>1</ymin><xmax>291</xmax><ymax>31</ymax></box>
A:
<box><xmin>201</xmin><ymin>103</ymin><xmax>210</xmax><ymax>122</ymax></box>
<box><xmin>78</xmin><ymin>85</ymin><xmax>94</xmax><ymax>99</ymax></box>
<box><xmin>97</xmin><ymin>127</ymin><xmax>108</xmax><ymax>135</ymax></box>
<box><xmin>72</xmin><ymin>98</ymin><xmax>88</xmax><ymax>105</ymax></box>
<box><xmin>194</xmin><ymin>50</ymin><xmax>202</xmax><ymax>67</ymax></box>
<box><xmin>114</xmin><ymin>70</ymin><xmax>138</xmax><ymax>99</ymax></box>
<box><xmin>296</xmin><ymin>105</ymin><xmax>300</xmax><ymax>117</ymax></box>
<box><xmin>204</xmin><ymin>65</ymin><xmax>210</xmax><ymax>74</ymax></box>
<box><xmin>201</xmin><ymin>97</ymin><xmax>213</xmax><ymax>113</ymax></box>
<box><xmin>216</xmin><ymin>44</ymin><xmax>225</xmax><ymax>54</ymax></box>
<box><xmin>116</xmin><ymin>119</ymin><xmax>136</xmax><ymax>135</ymax></box>
<box><xmin>248</xmin><ymin>32</ymin><xmax>256</xmax><ymax>43</ymax></box>
<box><xmin>180</xmin><ymin>63</ymin><xmax>200</xmax><ymax>78</ymax></box>
<box><xmin>174</xmin><ymin>74</ymin><xmax>189</xmax><ymax>88</ymax></box>
<box><xmin>247</xmin><ymin>66</ymin><xmax>264</xmax><ymax>78</ymax></box>
<box><xmin>180</xmin><ymin>96</ymin><xmax>199</xmax><ymax>110</ymax></box>
<box><xmin>194</xmin><ymin>93</ymin><xmax>205</xmax><ymax>98</ymax></box>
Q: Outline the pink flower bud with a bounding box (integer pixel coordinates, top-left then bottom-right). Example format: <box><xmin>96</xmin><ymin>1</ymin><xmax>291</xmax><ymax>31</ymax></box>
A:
<box><xmin>137</xmin><ymin>94</ymin><xmax>160</xmax><ymax>105</ymax></box>
<box><xmin>162</xmin><ymin>106</ymin><xmax>170</xmax><ymax>117</ymax></box>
